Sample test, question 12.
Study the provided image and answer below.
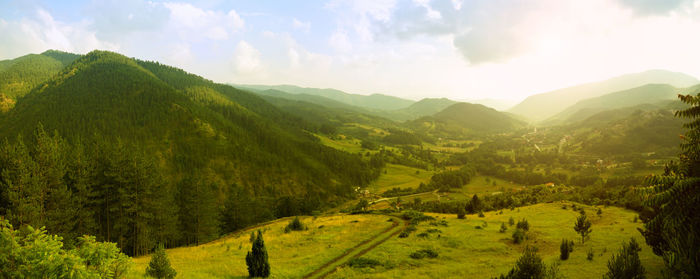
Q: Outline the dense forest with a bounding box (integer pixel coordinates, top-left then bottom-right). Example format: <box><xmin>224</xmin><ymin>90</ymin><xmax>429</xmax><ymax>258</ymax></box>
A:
<box><xmin>0</xmin><ymin>50</ymin><xmax>383</xmax><ymax>256</ymax></box>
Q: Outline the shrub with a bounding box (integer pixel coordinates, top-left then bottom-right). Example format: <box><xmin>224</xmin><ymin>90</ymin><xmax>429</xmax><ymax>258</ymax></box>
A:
<box><xmin>402</xmin><ymin>210</ymin><xmax>434</xmax><ymax>224</ymax></box>
<box><xmin>430</xmin><ymin>220</ymin><xmax>448</xmax><ymax>227</ymax></box>
<box><xmin>284</xmin><ymin>216</ymin><xmax>305</xmax><ymax>233</ymax></box>
<box><xmin>457</xmin><ymin>208</ymin><xmax>466</xmax><ymax>219</ymax></box>
<box><xmin>426</xmin><ymin>228</ymin><xmax>442</xmax><ymax>233</ymax></box>
<box><xmin>560</xmin><ymin>239</ymin><xmax>571</xmax><ymax>260</ymax></box>
<box><xmin>500</xmin><ymin>222</ymin><xmax>508</xmax><ymax>233</ymax></box>
<box><xmin>597</xmin><ymin>208</ymin><xmax>603</xmax><ymax>216</ymax></box>
<box><xmin>516</xmin><ymin>219</ymin><xmax>530</xmax><ymax>231</ymax></box>
<box><xmin>410</xmin><ymin>248</ymin><xmax>438</xmax><ymax>259</ymax></box>
<box><xmin>399</xmin><ymin>225</ymin><xmax>417</xmax><ymax>238</ymax></box>
<box><xmin>604</xmin><ymin>239</ymin><xmax>644</xmax><ymax>279</ymax></box>
<box><xmin>509</xmin><ymin>217</ymin><xmax>515</xmax><ymax>226</ymax></box>
<box><xmin>147</xmin><ymin>245</ymin><xmax>177</xmax><ymax>279</ymax></box>
<box><xmin>587</xmin><ymin>249</ymin><xmax>594</xmax><ymax>261</ymax></box>
<box><xmin>417</xmin><ymin>232</ymin><xmax>429</xmax><ymax>238</ymax></box>
<box><xmin>512</xmin><ymin>229</ymin><xmax>525</xmax><ymax>244</ymax></box>
<box><xmin>348</xmin><ymin>257</ymin><xmax>383</xmax><ymax>268</ymax></box>
<box><xmin>478</xmin><ymin>211</ymin><xmax>485</xmax><ymax>218</ymax></box>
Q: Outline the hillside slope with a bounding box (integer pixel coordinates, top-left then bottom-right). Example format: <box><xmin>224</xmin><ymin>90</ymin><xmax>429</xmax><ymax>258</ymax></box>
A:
<box><xmin>543</xmin><ymin>84</ymin><xmax>680</xmax><ymax>125</ymax></box>
<box><xmin>408</xmin><ymin>102</ymin><xmax>526</xmax><ymax>138</ymax></box>
<box><xmin>508</xmin><ymin>70</ymin><xmax>698</xmax><ymax>121</ymax></box>
<box><xmin>234</xmin><ymin>84</ymin><xmax>415</xmax><ymax>110</ymax></box>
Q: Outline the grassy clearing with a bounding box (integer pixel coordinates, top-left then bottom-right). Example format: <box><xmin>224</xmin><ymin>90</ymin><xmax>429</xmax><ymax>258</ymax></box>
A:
<box><xmin>127</xmin><ymin>215</ymin><xmax>393</xmax><ymax>279</ymax></box>
<box><xmin>316</xmin><ymin>134</ymin><xmax>366</xmax><ymax>153</ymax></box>
<box><xmin>328</xmin><ymin>202</ymin><xmax>663</xmax><ymax>279</ymax></box>
<box><xmin>369</xmin><ymin>164</ymin><xmax>435</xmax><ymax>194</ymax></box>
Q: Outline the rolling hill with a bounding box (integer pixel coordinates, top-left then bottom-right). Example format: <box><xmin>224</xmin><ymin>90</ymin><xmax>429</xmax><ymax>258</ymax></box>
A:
<box><xmin>508</xmin><ymin>70</ymin><xmax>699</xmax><ymax>121</ymax></box>
<box><xmin>408</xmin><ymin>102</ymin><xmax>526</xmax><ymax>138</ymax></box>
<box><xmin>543</xmin><ymin>84</ymin><xmax>681</xmax><ymax>125</ymax></box>
<box><xmin>234</xmin><ymin>84</ymin><xmax>415</xmax><ymax>110</ymax></box>
<box><xmin>0</xmin><ymin>50</ymin><xmax>382</xmax><ymax>254</ymax></box>
<box><xmin>0</xmin><ymin>50</ymin><xmax>80</xmax><ymax>111</ymax></box>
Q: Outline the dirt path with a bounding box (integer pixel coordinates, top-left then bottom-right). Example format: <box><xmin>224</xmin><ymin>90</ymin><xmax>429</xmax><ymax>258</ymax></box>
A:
<box><xmin>303</xmin><ymin>216</ymin><xmax>407</xmax><ymax>279</ymax></box>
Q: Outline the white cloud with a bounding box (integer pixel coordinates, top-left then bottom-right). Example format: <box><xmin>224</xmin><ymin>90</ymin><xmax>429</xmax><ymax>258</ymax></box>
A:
<box><xmin>163</xmin><ymin>2</ymin><xmax>245</xmax><ymax>41</ymax></box>
<box><xmin>0</xmin><ymin>9</ymin><xmax>118</xmax><ymax>59</ymax></box>
<box><xmin>232</xmin><ymin>40</ymin><xmax>262</xmax><ymax>74</ymax></box>
<box><xmin>292</xmin><ymin>18</ymin><xmax>310</xmax><ymax>32</ymax></box>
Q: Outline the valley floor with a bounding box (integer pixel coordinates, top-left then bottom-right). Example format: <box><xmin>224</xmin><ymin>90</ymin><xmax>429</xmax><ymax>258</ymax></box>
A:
<box><xmin>128</xmin><ymin>202</ymin><xmax>662</xmax><ymax>279</ymax></box>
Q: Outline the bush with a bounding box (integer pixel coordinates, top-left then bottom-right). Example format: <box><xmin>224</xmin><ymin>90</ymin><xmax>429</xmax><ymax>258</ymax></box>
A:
<box><xmin>284</xmin><ymin>216</ymin><xmax>305</xmax><ymax>233</ymax></box>
<box><xmin>500</xmin><ymin>222</ymin><xmax>508</xmax><ymax>233</ymax></box>
<box><xmin>417</xmin><ymin>232</ymin><xmax>429</xmax><ymax>238</ymax></box>
<box><xmin>512</xmin><ymin>229</ymin><xmax>526</xmax><ymax>244</ymax></box>
<box><xmin>509</xmin><ymin>217</ymin><xmax>515</xmax><ymax>226</ymax></box>
<box><xmin>401</xmin><ymin>210</ymin><xmax>435</xmax><ymax>224</ymax></box>
<box><xmin>399</xmin><ymin>225</ymin><xmax>417</xmax><ymax>238</ymax></box>
<box><xmin>246</xmin><ymin>230</ymin><xmax>270</xmax><ymax>278</ymax></box>
<box><xmin>457</xmin><ymin>208</ymin><xmax>466</xmax><ymax>219</ymax></box>
<box><xmin>604</xmin><ymin>239</ymin><xmax>645</xmax><ymax>279</ymax></box>
<box><xmin>478</xmin><ymin>211</ymin><xmax>485</xmax><ymax>218</ymax></box>
<box><xmin>587</xmin><ymin>249</ymin><xmax>594</xmax><ymax>261</ymax></box>
<box><xmin>410</xmin><ymin>248</ymin><xmax>438</xmax><ymax>259</ymax></box>
<box><xmin>597</xmin><ymin>208</ymin><xmax>603</xmax><ymax>216</ymax></box>
<box><xmin>348</xmin><ymin>257</ymin><xmax>383</xmax><ymax>268</ymax></box>
<box><xmin>147</xmin><ymin>245</ymin><xmax>177</xmax><ymax>279</ymax></box>
<box><xmin>516</xmin><ymin>219</ymin><xmax>530</xmax><ymax>231</ymax></box>
<box><xmin>560</xmin><ymin>239</ymin><xmax>571</xmax><ymax>260</ymax></box>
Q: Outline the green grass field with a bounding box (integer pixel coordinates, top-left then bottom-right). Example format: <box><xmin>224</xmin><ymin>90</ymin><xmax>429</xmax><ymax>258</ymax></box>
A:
<box><xmin>328</xmin><ymin>202</ymin><xmax>663</xmax><ymax>279</ymax></box>
<box><xmin>127</xmin><ymin>215</ymin><xmax>394</xmax><ymax>279</ymax></box>
<box><xmin>369</xmin><ymin>163</ymin><xmax>435</xmax><ymax>194</ymax></box>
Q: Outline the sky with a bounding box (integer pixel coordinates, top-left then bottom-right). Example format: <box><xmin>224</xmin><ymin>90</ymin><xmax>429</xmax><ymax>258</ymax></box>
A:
<box><xmin>1</xmin><ymin>0</ymin><xmax>699</xmax><ymax>101</ymax></box>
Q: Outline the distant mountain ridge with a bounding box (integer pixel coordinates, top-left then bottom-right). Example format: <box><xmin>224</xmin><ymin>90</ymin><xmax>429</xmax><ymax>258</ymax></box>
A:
<box><xmin>543</xmin><ymin>83</ymin><xmax>683</xmax><ymax>125</ymax></box>
<box><xmin>234</xmin><ymin>84</ymin><xmax>415</xmax><ymax>111</ymax></box>
<box><xmin>508</xmin><ymin>70</ymin><xmax>699</xmax><ymax>121</ymax></box>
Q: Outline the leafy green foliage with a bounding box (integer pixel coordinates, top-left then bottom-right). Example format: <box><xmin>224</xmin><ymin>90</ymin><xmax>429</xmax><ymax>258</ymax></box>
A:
<box><xmin>638</xmin><ymin>92</ymin><xmax>700</xmax><ymax>278</ymax></box>
<box><xmin>0</xmin><ymin>218</ymin><xmax>130</xmax><ymax>278</ymax></box>
<box><xmin>516</xmin><ymin>219</ymin><xmax>530</xmax><ymax>231</ymax></box>
<box><xmin>347</xmin><ymin>257</ymin><xmax>383</xmax><ymax>268</ymax></box>
<box><xmin>146</xmin><ymin>245</ymin><xmax>176</xmax><ymax>279</ymax></box>
<box><xmin>512</xmin><ymin>229</ymin><xmax>526</xmax><ymax>244</ymax></box>
<box><xmin>560</xmin><ymin>239</ymin><xmax>572</xmax><ymax>260</ymax></box>
<box><xmin>410</xmin><ymin>248</ymin><xmax>438</xmax><ymax>259</ymax></box>
<box><xmin>494</xmin><ymin>246</ymin><xmax>563</xmax><ymax>279</ymax></box>
<box><xmin>604</xmin><ymin>238</ymin><xmax>645</xmax><ymax>279</ymax></box>
<box><xmin>284</xmin><ymin>216</ymin><xmax>305</xmax><ymax>233</ymax></box>
<box><xmin>246</xmin><ymin>230</ymin><xmax>271</xmax><ymax>278</ymax></box>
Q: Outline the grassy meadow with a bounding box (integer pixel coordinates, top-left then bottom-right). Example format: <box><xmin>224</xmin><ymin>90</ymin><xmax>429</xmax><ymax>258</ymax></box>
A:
<box><xmin>127</xmin><ymin>215</ymin><xmax>394</xmax><ymax>279</ymax></box>
<box><xmin>328</xmin><ymin>202</ymin><xmax>663</xmax><ymax>279</ymax></box>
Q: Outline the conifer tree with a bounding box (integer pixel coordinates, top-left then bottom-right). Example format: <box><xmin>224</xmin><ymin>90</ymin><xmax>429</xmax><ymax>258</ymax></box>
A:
<box><xmin>146</xmin><ymin>245</ymin><xmax>177</xmax><ymax>279</ymax></box>
<box><xmin>574</xmin><ymin>213</ymin><xmax>592</xmax><ymax>244</ymax></box>
<box><xmin>246</xmin><ymin>230</ymin><xmax>270</xmax><ymax>278</ymax></box>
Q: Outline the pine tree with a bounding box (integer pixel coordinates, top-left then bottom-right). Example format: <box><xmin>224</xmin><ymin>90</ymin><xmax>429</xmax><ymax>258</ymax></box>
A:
<box><xmin>246</xmin><ymin>230</ymin><xmax>270</xmax><ymax>278</ymax></box>
<box><xmin>574</xmin><ymin>213</ymin><xmax>592</xmax><ymax>244</ymax></box>
<box><xmin>604</xmin><ymin>238</ymin><xmax>645</xmax><ymax>279</ymax></box>
<box><xmin>178</xmin><ymin>173</ymin><xmax>220</xmax><ymax>245</ymax></box>
<box><xmin>639</xmin><ymin>92</ymin><xmax>700</xmax><ymax>278</ymax></box>
<box><xmin>146</xmin><ymin>245</ymin><xmax>177</xmax><ymax>279</ymax></box>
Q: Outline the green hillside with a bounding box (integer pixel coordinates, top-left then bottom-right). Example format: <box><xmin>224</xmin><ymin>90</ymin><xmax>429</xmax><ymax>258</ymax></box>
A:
<box><xmin>0</xmin><ymin>50</ymin><xmax>80</xmax><ymax>111</ymax></box>
<box><xmin>234</xmin><ymin>84</ymin><xmax>415</xmax><ymax>110</ymax></box>
<box><xmin>382</xmin><ymin>98</ymin><xmax>458</xmax><ymax>122</ymax></box>
<box><xmin>544</xmin><ymin>84</ymin><xmax>681</xmax><ymax>125</ymax></box>
<box><xmin>409</xmin><ymin>102</ymin><xmax>526</xmax><ymax>138</ymax></box>
<box><xmin>508</xmin><ymin>70</ymin><xmax>699</xmax><ymax>121</ymax></box>
<box><xmin>0</xmin><ymin>50</ymin><xmax>380</xmax><ymax>256</ymax></box>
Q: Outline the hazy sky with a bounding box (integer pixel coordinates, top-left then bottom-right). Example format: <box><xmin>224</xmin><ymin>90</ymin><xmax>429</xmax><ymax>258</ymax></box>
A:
<box><xmin>1</xmin><ymin>0</ymin><xmax>699</xmax><ymax>101</ymax></box>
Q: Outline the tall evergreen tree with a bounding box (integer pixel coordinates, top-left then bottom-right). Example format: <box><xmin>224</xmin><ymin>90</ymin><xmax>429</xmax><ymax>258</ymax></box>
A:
<box><xmin>604</xmin><ymin>238</ymin><xmax>645</xmax><ymax>279</ymax></box>
<box><xmin>639</xmin><ymin>92</ymin><xmax>700</xmax><ymax>278</ymax></box>
<box><xmin>246</xmin><ymin>230</ymin><xmax>271</xmax><ymax>278</ymax></box>
<box><xmin>178</xmin><ymin>172</ymin><xmax>220</xmax><ymax>245</ymax></box>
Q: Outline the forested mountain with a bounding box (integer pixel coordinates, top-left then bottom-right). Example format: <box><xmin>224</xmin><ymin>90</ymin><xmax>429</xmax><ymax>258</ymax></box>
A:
<box><xmin>0</xmin><ymin>50</ymin><xmax>382</xmax><ymax>256</ymax></box>
<box><xmin>508</xmin><ymin>70</ymin><xmax>699</xmax><ymax>121</ymax></box>
<box><xmin>253</xmin><ymin>88</ymin><xmax>369</xmax><ymax>112</ymax></box>
<box><xmin>408</xmin><ymin>102</ymin><xmax>526</xmax><ymax>138</ymax></box>
<box><xmin>234</xmin><ymin>84</ymin><xmax>415</xmax><ymax>110</ymax></box>
<box><xmin>543</xmin><ymin>84</ymin><xmax>682</xmax><ymax>125</ymax></box>
<box><xmin>381</xmin><ymin>98</ymin><xmax>458</xmax><ymax>122</ymax></box>
<box><xmin>465</xmin><ymin>98</ymin><xmax>518</xmax><ymax>111</ymax></box>
<box><xmin>0</xmin><ymin>50</ymin><xmax>80</xmax><ymax>111</ymax></box>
